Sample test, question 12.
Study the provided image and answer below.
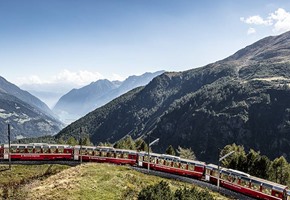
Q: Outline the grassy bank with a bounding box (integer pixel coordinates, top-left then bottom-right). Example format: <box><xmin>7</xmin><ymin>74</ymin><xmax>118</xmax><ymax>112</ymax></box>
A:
<box><xmin>0</xmin><ymin>164</ymin><xmax>70</xmax><ymax>199</ymax></box>
<box><xmin>5</xmin><ymin>163</ymin><xmax>230</xmax><ymax>200</ymax></box>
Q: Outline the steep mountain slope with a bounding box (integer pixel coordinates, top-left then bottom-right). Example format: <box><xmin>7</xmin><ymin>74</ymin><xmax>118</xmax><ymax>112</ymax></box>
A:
<box><xmin>53</xmin><ymin>71</ymin><xmax>164</xmax><ymax>123</ymax></box>
<box><xmin>53</xmin><ymin>79</ymin><xmax>118</xmax><ymax>123</ymax></box>
<box><xmin>56</xmin><ymin>31</ymin><xmax>290</xmax><ymax>162</ymax></box>
<box><xmin>0</xmin><ymin>77</ymin><xmax>56</xmax><ymax>117</ymax></box>
<box><xmin>0</xmin><ymin>77</ymin><xmax>63</xmax><ymax>142</ymax></box>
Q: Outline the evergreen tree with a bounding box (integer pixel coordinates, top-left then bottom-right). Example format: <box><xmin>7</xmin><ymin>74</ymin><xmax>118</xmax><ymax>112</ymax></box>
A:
<box><xmin>81</xmin><ymin>135</ymin><xmax>93</xmax><ymax>146</ymax></box>
<box><xmin>220</xmin><ymin>143</ymin><xmax>247</xmax><ymax>172</ymax></box>
<box><xmin>57</xmin><ymin>138</ymin><xmax>66</xmax><ymax>144</ymax></box>
<box><xmin>67</xmin><ymin>136</ymin><xmax>78</xmax><ymax>146</ymax></box>
<box><xmin>114</xmin><ymin>136</ymin><xmax>136</xmax><ymax>150</ymax></box>
<box><xmin>177</xmin><ymin>146</ymin><xmax>196</xmax><ymax>160</ymax></box>
<box><xmin>98</xmin><ymin>142</ymin><xmax>112</xmax><ymax>147</ymax></box>
<box><xmin>135</xmin><ymin>138</ymin><xmax>149</xmax><ymax>151</ymax></box>
<box><xmin>253</xmin><ymin>155</ymin><xmax>270</xmax><ymax>179</ymax></box>
<box><xmin>166</xmin><ymin>145</ymin><xmax>176</xmax><ymax>156</ymax></box>
<box><xmin>246</xmin><ymin>149</ymin><xmax>261</xmax><ymax>175</ymax></box>
<box><xmin>269</xmin><ymin>156</ymin><xmax>290</xmax><ymax>185</ymax></box>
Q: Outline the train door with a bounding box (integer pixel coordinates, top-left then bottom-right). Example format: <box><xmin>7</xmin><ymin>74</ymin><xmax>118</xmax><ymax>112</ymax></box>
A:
<box><xmin>137</xmin><ymin>153</ymin><xmax>144</xmax><ymax>167</ymax></box>
<box><xmin>3</xmin><ymin>144</ymin><xmax>9</xmax><ymax>159</ymax></box>
<box><xmin>205</xmin><ymin>167</ymin><xmax>211</xmax><ymax>181</ymax></box>
<box><xmin>74</xmin><ymin>146</ymin><xmax>80</xmax><ymax>160</ymax></box>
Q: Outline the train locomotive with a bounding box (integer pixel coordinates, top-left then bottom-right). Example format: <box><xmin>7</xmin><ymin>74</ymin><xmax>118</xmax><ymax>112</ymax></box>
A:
<box><xmin>0</xmin><ymin>143</ymin><xmax>289</xmax><ymax>200</ymax></box>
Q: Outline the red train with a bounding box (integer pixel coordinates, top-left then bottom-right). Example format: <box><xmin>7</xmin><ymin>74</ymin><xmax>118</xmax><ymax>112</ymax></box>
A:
<box><xmin>0</xmin><ymin>143</ymin><xmax>289</xmax><ymax>200</ymax></box>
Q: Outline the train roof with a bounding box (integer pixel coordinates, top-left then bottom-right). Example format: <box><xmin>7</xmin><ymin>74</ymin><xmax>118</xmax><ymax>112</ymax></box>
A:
<box><xmin>138</xmin><ymin>152</ymin><xmax>205</xmax><ymax>165</ymax></box>
<box><xmin>6</xmin><ymin>143</ymin><xmax>72</xmax><ymax>148</ymax></box>
<box><xmin>179</xmin><ymin>158</ymin><xmax>206</xmax><ymax>166</ymax></box>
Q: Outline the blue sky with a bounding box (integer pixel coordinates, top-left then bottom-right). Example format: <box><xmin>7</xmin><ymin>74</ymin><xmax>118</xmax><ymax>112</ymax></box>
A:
<box><xmin>1</xmin><ymin>0</ymin><xmax>290</xmax><ymax>86</ymax></box>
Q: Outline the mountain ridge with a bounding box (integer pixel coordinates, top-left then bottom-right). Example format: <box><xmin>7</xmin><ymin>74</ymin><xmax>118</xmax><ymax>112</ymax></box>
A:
<box><xmin>0</xmin><ymin>76</ymin><xmax>64</xmax><ymax>142</ymax></box>
<box><xmin>56</xmin><ymin>31</ymin><xmax>290</xmax><ymax>162</ymax></box>
<box><xmin>53</xmin><ymin>71</ymin><xmax>164</xmax><ymax>123</ymax></box>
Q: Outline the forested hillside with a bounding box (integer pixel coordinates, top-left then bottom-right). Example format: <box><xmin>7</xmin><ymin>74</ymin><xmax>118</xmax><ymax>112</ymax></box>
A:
<box><xmin>56</xmin><ymin>31</ymin><xmax>290</xmax><ymax>163</ymax></box>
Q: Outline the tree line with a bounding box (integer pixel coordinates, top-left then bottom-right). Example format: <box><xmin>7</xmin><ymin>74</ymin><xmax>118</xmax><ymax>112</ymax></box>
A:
<box><xmin>220</xmin><ymin>143</ymin><xmax>290</xmax><ymax>186</ymax></box>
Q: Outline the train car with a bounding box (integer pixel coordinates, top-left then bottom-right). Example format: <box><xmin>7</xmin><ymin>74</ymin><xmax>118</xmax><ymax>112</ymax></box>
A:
<box><xmin>137</xmin><ymin>152</ymin><xmax>206</xmax><ymax>179</ymax></box>
<box><xmin>205</xmin><ymin>164</ymin><xmax>289</xmax><ymax>200</ymax></box>
<box><xmin>1</xmin><ymin>143</ymin><xmax>73</xmax><ymax>160</ymax></box>
<box><xmin>73</xmin><ymin>145</ymin><xmax>137</xmax><ymax>165</ymax></box>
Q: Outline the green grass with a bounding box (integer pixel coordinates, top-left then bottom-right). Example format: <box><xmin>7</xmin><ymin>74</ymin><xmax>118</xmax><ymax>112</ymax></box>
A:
<box><xmin>0</xmin><ymin>164</ymin><xmax>70</xmax><ymax>199</ymax></box>
<box><xmin>9</xmin><ymin>163</ymin><xmax>231</xmax><ymax>200</ymax></box>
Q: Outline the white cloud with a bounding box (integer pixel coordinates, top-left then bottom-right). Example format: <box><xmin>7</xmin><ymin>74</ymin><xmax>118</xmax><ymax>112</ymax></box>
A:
<box><xmin>16</xmin><ymin>75</ymin><xmax>49</xmax><ymax>85</ymax></box>
<box><xmin>247</xmin><ymin>27</ymin><xmax>256</xmax><ymax>35</ymax></box>
<box><xmin>16</xmin><ymin>69</ymin><xmax>105</xmax><ymax>86</ymax></box>
<box><xmin>240</xmin><ymin>15</ymin><xmax>271</xmax><ymax>25</ymax></box>
<box><xmin>52</xmin><ymin>69</ymin><xmax>104</xmax><ymax>85</ymax></box>
<box><xmin>241</xmin><ymin>8</ymin><xmax>290</xmax><ymax>34</ymax></box>
<box><xmin>269</xmin><ymin>8</ymin><xmax>290</xmax><ymax>33</ymax></box>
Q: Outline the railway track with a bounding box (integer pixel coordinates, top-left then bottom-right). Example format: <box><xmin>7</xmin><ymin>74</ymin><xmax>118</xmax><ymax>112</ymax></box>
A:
<box><xmin>131</xmin><ymin>166</ymin><xmax>256</xmax><ymax>200</ymax></box>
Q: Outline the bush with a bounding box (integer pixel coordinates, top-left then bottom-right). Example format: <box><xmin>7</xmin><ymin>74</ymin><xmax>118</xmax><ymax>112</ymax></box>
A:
<box><xmin>138</xmin><ymin>181</ymin><xmax>173</xmax><ymax>200</ymax></box>
<box><xmin>175</xmin><ymin>187</ymin><xmax>214</xmax><ymax>200</ymax></box>
<box><xmin>138</xmin><ymin>181</ymin><xmax>214</xmax><ymax>200</ymax></box>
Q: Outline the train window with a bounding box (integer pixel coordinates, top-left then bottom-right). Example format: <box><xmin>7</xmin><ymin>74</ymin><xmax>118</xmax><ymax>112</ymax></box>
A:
<box><xmin>81</xmin><ymin>148</ymin><xmax>87</xmax><ymax>155</ymax></box>
<box><xmin>262</xmin><ymin>185</ymin><xmax>272</xmax><ymax>195</ymax></box>
<box><xmin>43</xmin><ymin>146</ymin><xmax>49</xmax><ymax>153</ymax></box>
<box><xmin>144</xmin><ymin>155</ymin><xmax>149</xmax><ymax>162</ymax></box>
<box><xmin>87</xmin><ymin>148</ymin><xmax>93</xmax><ymax>155</ymax></box>
<box><xmin>19</xmin><ymin>146</ymin><xmax>26</xmax><ymax>153</ymax></box>
<box><xmin>11</xmin><ymin>146</ymin><xmax>17</xmax><ymax>153</ymax></box>
<box><xmin>232</xmin><ymin>176</ymin><xmax>239</xmax><ymax>184</ymax></box>
<box><xmin>100</xmin><ymin>151</ymin><xmax>107</xmax><ymax>157</ymax></box>
<box><xmin>108</xmin><ymin>152</ymin><xmax>115</xmax><ymax>158</ymax></box>
<box><xmin>50</xmin><ymin>147</ymin><xmax>57</xmax><ymax>153</ymax></box>
<box><xmin>58</xmin><ymin>147</ymin><xmax>64</xmax><ymax>153</ymax></box>
<box><xmin>173</xmin><ymin>162</ymin><xmax>179</xmax><ymax>168</ymax></box>
<box><xmin>211</xmin><ymin>170</ymin><xmax>218</xmax><ymax>177</ymax></box>
<box><xmin>251</xmin><ymin>182</ymin><xmax>261</xmax><ymax>191</ymax></box>
<box><xmin>164</xmin><ymin>160</ymin><xmax>171</xmax><ymax>166</ymax></box>
<box><xmin>180</xmin><ymin>163</ymin><xmax>187</xmax><ymax>169</ymax></box>
<box><xmin>240</xmin><ymin>178</ymin><xmax>250</xmax><ymax>187</ymax></box>
<box><xmin>188</xmin><ymin>164</ymin><xmax>195</xmax><ymax>171</ymax></box>
<box><xmin>205</xmin><ymin>169</ymin><xmax>211</xmax><ymax>175</ymax></box>
<box><xmin>123</xmin><ymin>153</ymin><xmax>128</xmax><ymax>159</ymax></box>
<box><xmin>221</xmin><ymin>173</ymin><xmax>229</xmax><ymax>181</ymax></box>
<box><xmin>116</xmin><ymin>152</ymin><xmax>122</xmax><ymax>158</ymax></box>
<box><xmin>158</xmin><ymin>159</ymin><xmax>164</xmax><ymax>165</ymax></box>
<box><xmin>35</xmin><ymin>146</ymin><xmax>42</xmax><ymax>153</ymax></box>
<box><xmin>138</xmin><ymin>155</ymin><xmax>144</xmax><ymax>161</ymax></box>
<box><xmin>150</xmin><ymin>157</ymin><xmax>156</xmax><ymax>164</ymax></box>
<box><xmin>95</xmin><ymin>150</ymin><xmax>101</xmax><ymax>156</ymax></box>
<box><xmin>27</xmin><ymin>146</ymin><xmax>33</xmax><ymax>153</ymax></box>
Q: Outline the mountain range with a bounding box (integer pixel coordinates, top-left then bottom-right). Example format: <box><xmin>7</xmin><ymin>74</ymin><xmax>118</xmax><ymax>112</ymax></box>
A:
<box><xmin>52</xmin><ymin>71</ymin><xmax>164</xmax><ymax>124</ymax></box>
<box><xmin>0</xmin><ymin>77</ymin><xmax>64</xmax><ymax>142</ymax></box>
<box><xmin>56</xmin><ymin>31</ymin><xmax>290</xmax><ymax>163</ymax></box>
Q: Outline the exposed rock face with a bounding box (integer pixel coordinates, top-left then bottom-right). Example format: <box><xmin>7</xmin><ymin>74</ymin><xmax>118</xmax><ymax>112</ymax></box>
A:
<box><xmin>56</xmin><ymin>31</ymin><xmax>290</xmax><ymax>162</ymax></box>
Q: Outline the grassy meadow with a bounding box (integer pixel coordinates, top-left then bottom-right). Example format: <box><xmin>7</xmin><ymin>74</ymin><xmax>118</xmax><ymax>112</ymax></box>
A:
<box><xmin>0</xmin><ymin>163</ymin><xmax>230</xmax><ymax>200</ymax></box>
